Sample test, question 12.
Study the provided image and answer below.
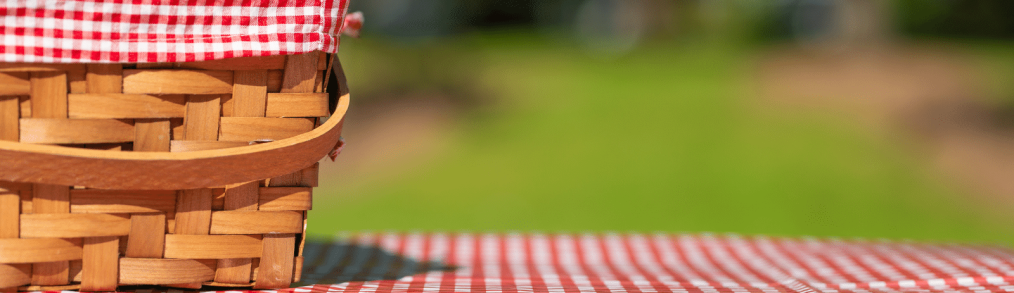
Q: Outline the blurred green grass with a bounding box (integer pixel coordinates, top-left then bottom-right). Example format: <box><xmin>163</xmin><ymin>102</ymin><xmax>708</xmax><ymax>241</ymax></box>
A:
<box><xmin>310</xmin><ymin>33</ymin><xmax>1014</xmax><ymax>244</ymax></box>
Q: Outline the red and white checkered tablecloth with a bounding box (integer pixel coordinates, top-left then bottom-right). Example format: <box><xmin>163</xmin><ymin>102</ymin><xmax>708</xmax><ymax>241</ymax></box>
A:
<box><xmin>288</xmin><ymin>233</ymin><xmax>1014</xmax><ymax>292</ymax></box>
<box><xmin>34</xmin><ymin>233</ymin><xmax>1014</xmax><ymax>293</ymax></box>
<box><xmin>0</xmin><ymin>0</ymin><xmax>350</xmax><ymax>63</ymax></box>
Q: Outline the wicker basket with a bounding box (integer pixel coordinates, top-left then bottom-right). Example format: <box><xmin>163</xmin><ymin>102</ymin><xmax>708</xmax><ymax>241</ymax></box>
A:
<box><xmin>0</xmin><ymin>51</ymin><xmax>349</xmax><ymax>291</ymax></box>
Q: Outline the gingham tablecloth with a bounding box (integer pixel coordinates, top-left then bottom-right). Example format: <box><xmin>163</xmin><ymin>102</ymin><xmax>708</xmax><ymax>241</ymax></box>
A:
<box><xmin>0</xmin><ymin>0</ymin><xmax>351</xmax><ymax>63</ymax></box>
<box><xmin>284</xmin><ymin>233</ymin><xmax>1014</xmax><ymax>293</ymax></box>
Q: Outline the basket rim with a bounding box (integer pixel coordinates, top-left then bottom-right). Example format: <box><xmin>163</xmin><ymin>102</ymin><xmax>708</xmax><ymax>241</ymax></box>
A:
<box><xmin>0</xmin><ymin>94</ymin><xmax>349</xmax><ymax>190</ymax></box>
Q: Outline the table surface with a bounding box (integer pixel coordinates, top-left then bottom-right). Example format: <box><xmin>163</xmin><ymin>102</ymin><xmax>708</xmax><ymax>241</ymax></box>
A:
<box><xmin>66</xmin><ymin>233</ymin><xmax>1014</xmax><ymax>293</ymax></box>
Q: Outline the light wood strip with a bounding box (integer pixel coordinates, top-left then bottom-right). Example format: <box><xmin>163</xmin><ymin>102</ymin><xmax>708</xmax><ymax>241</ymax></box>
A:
<box><xmin>218</xmin><ymin>117</ymin><xmax>314</xmax><ymax>142</ymax></box>
<box><xmin>0</xmin><ymin>97</ymin><xmax>19</xmax><ymax>141</ymax></box>
<box><xmin>134</xmin><ymin>119</ymin><xmax>171</xmax><ymax>152</ymax></box>
<box><xmin>232</xmin><ymin>70</ymin><xmax>268</xmax><ymax>117</ymax></box>
<box><xmin>174</xmin><ymin>189</ymin><xmax>212</xmax><ymax>235</ymax></box>
<box><xmin>81</xmin><ymin>237</ymin><xmax>118</xmax><ymax>291</ymax></box>
<box><xmin>70</xmin><ymin>189</ymin><xmax>176</xmax><ymax>214</ymax></box>
<box><xmin>125</xmin><ymin>213</ymin><xmax>166</xmax><ymax>258</ymax></box>
<box><xmin>0</xmin><ymin>238</ymin><xmax>82</xmax><ymax>263</ymax></box>
<box><xmin>253</xmin><ymin>234</ymin><xmax>295</xmax><ymax>289</ymax></box>
<box><xmin>265</xmin><ymin>93</ymin><xmax>329</xmax><ymax>117</ymax></box>
<box><xmin>19</xmin><ymin>118</ymin><xmax>134</xmax><ymax>144</ymax></box>
<box><xmin>86</xmin><ymin>64</ymin><xmax>123</xmax><ymax>94</ymax></box>
<box><xmin>215</xmin><ymin>181</ymin><xmax>259</xmax><ymax>283</ymax></box>
<box><xmin>123</xmin><ymin>70</ymin><xmax>233</xmax><ymax>94</ymax></box>
<box><xmin>0</xmin><ymin>188</ymin><xmax>17</xmax><ymax>238</ymax></box>
<box><xmin>30</xmin><ymin>72</ymin><xmax>67</xmax><ymax>119</ymax></box>
<box><xmin>169</xmin><ymin>140</ymin><xmax>249</xmax><ymax>152</ymax></box>
<box><xmin>184</xmin><ymin>95</ymin><xmax>221</xmax><ymax>141</ymax></box>
<box><xmin>0</xmin><ymin>73</ymin><xmax>29</xmax><ymax>95</ymax></box>
<box><xmin>21</xmin><ymin>214</ymin><xmax>130</xmax><ymax>238</ymax></box>
<box><xmin>259</xmin><ymin>187</ymin><xmax>312</xmax><ymax>211</ymax></box>
<box><xmin>30</xmin><ymin>184</ymin><xmax>70</xmax><ymax>285</ymax></box>
<box><xmin>175</xmin><ymin>55</ymin><xmax>286</xmax><ymax>70</ymax></box>
<box><xmin>267</xmin><ymin>168</ymin><xmax>301</xmax><ymax>187</ymax></box>
<box><xmin>68</xmin><ymin>68</ymin><xmax>87</xmax><ymax>94</ymax></box>
<box><xmin>163</xmin><ymin>235</ymin><xmax>261</xmax><ymax>259</ymax></box>
<box><xmin>0</xmin><ymin>264</ymin><xmax>30</xmax><ymax>288</ymax></box>
<box><xmin>119</xmin><ymin>258</ymin><xmax>216</xmax><ymax>285</ymax></box>
<box><xmin>280</xmin><ymin>52</ymin><xmax>319</xmax><ymax>93</ymax></box>
<box><xmin>214</xmin><ymin>258</ymin><xmax>252</xmax><ymax>284</ymax></box>
<box><xmin>68</xmin><ymin>94</ymin><xmax>185</xmax><ymax>118</ymax></box>
<box><xmin>221</xmin><ymin>94</ymin><xmax>234</xmax><ymax>117</ymax></box>
<box><xmin>293</xmin><ymin>256</ymin><xmax>304</xmax><ymax>283</ymax></box>
<box><xmin>209</xmin><ymin>211</ymin><xmax>302</xmax><ymax>234</ymax></box>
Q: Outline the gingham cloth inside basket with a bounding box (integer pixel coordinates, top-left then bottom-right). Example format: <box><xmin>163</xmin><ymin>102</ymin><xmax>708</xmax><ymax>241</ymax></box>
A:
<box><xmin>115</xmin><ymin>233</ymin><xmax>1014</xmax><ymax>293</ymax></box>
<box><xmin>0</xmin><ymin>0</ymin><xmax>350</xmax><ymax>63</ymax></box>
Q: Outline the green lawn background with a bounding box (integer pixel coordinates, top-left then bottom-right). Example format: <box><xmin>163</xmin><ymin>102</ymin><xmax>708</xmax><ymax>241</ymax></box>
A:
<box><xmin>308</xmin><ymin>33</ymin><xmax>1014</xmax><ymax>245</ymax></box>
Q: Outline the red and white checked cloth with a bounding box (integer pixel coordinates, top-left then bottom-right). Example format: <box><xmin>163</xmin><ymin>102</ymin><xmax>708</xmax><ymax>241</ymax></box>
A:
<box><xmin>285</xmin><ymin>233</ymin><xmax>1014</xmax><ymax>293</ymax></box>
<box><xmin>32</xmin><ymin>233</ymin><xmax>1014</xmax><ymax>293</ymax></box>
<box><xmin>0</xmin><ymin>0</ymin><xmax>351</xmax><ymax>63</ymax></box>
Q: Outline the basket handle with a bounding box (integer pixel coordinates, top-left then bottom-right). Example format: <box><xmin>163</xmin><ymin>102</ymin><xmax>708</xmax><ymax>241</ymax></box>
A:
<box><xmin>0</xmin><ymin>61</ymin><xmax>351</xmax><ymax>190</ymax></box>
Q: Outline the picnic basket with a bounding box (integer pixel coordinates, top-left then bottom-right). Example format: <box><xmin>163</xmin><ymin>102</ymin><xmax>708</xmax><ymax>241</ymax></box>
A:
<box><xmin>0</xmin><ymin>0</ymin><xmax>355</xmax><ymax>291</ymax></box>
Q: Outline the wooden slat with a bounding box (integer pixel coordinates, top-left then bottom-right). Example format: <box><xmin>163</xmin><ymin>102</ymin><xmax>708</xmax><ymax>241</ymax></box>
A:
<box><xmin>169</xmin><ymin>140</ymin><xmax>249</xmax><ymax>152</ymax></box>
<box><xmin>0</xmin><ymin>187</ymin><xmax>17</xmax><ymax>238</ymax></box>
<box><xmin>70</xmin><ymin>189</ymin><xmax>176</xmax><ymax>214</ymax></box>
<box><xmin>215</xmin><ymin>181</ymin><xmax>259</xmax><ymax>283</ymax></box>
<box><xmin>183</xmin><ymin>95</ymin><xmax>221</xmax><ymax>141</ymax></box>
<box><xmin>86</xmin><ymin>64</ymin><xmax>123</xmax><ymax>94</ymax></box>
<box><xmin>21</xmin><ymin>214</ymin><xmax>130</xmax><ymax>238</ymax></box>
<box><xmin>174</xmin><ymin>189</ymin><xmax>212</xmax><ymax>235</ymax></box>
<box><xmin>0</xmin><ymin>97</ymin><xmax>19</xmax><ymax>141</ymax></box>
<box><xmin>123</xmin><ymin>70</ymin><xmax>233</xmax><ymax>94</ymax></box>
<box><xmin>253</xmin><ymin>234</ymin><xmax>295</xmax><ymax>289</ymax></box>
<box><xmin>135</xmin><ymin>63</ymin><xmax>173</xmax><ymax>69</ymax></box>
<box><xmin>293</xmin><ymin>256</ymin><xmax>304</xmax><ymax>283</ymax></box>
<box><xmin>68</xmin><ymin>68</ymin><xmax>87</xmax><ymax>94</ymax></box>
<box><xmin>0</xmin><ymin>264</ymin><xmax>30</xmax><ymax>288</ymax></box>
<box><xmin>259</xmin><ymin>187</ymin><xmax>312</xmax><ymax>211</ymax></box>
<box><xmin>225</xmin><ymin>182</ymin><xmax>259</xmax><ymax>211</ymax></box>
<box><xmin>221</xmin><ymin>94</ymin><xmax>234</xmax><ymax>117</ymax></box>
<box><xmin>280</xmin><ymin>52</ymin><xmax>319</xmax><ymax>93</ymax></box>
<box><xmin>119</xmin><ymin>258</ymin><xmax>216</xmax><ymax>285</ymax></box>
<box><xmin>19</xmin><ymin>118</ymin><xmax>134</xmax><ymax>144</ymax></box>
<box><xmin>175</xmin><ymin>55</ymin><xmax>286</xmax><ymax>70</ymax></box>
<box><xmin>69</xmin><ymin>260</ymin><xmax>81</xmax><ymax>282</ymax></box>
<box><xmin>81</xmin><ymin>237</ymin><xmax>118</xmax><ymax>291</ymax></box>
<box><xmin>267</xmin><ymin>70</ymin><xmax>283</xmax><ymax>92</ymax></box>
<box><xmin>215</xmin><ymin>258</ymin><xmax>252</xmax><ymax>284</ymax></box>
<box><xmin>31</xmin><ymin>184</ymin><xmax>70</xmax><ymax>285</ymax></box>
<box><xmin>232</xmin><ymin>70</ymin><xmax>268</xmax><ymax>117</ymax></box>
<box><xmin>0</xmin><ymin>238</ymin><xmax>82</xmax><ymax>263</ymax></box>
<box><xmin>125</xmin><ymin>213</ymin><xmax>166</xmax><ymax>258</ymax></box>
<box><xmin>30</xmin><ymin>72</ymin><xmax>68</xmax><ymax>119</ymax></box>
<box><xmin>0</xmin><ymin>64</ymin><xmax>84</xmax><ymax>72</ymax></box>
<box><xmin>265</xmin><ymin>93</ymin><xmax>329</xmax><ymax>117</ymax></box>
<box><xmin>134</xmin><ymin>119</ymin><xmax>171</xmax><ymax>152</ymax></box>
<box><xmin>169</xmin><ymin>118</ymin><xmax>184</xmax><ymax>140</ymax></box>
<box><xmin>163</xmin><ymin>235</ymin><xmax>261</xmax><ymax>259</ymax></box>
<box><xmin>17</xmin><ymin>96</ymin><xmax>30</xmax><ymax>118</ymax></box>
<box><xmin>0</xmin><ymin>73</ymin><xmax>30</xmax><ymax>95</ymax></box>
<box><xmin>68</xmin><ymin>94</ymin><xmax>185</xmax><ymax>118</ymax></box>
<box><xmin>267</xmin><ymin>169</ymin><xmax>301</xmax><ymax>187</ymax></box>
<box><xmin>301</xmin><ymin>163</ymin><xmax>319</xmax><ymax>187</ymax></box>
<box><xmin>209</xmin><ymin>211</ymin><xmax>302</xmax><ymax>234</ymax></box>
<box><xmin>218</xmin><ymin>117</ymin><xmax>314</xmax><ymax>142</ymax></box>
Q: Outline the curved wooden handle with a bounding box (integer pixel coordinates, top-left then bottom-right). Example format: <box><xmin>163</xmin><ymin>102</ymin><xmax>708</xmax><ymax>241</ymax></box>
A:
<box><xmin>0</xmin><ymin>93</ymin><xmax>349</xmax><ymax>190</ymax></box>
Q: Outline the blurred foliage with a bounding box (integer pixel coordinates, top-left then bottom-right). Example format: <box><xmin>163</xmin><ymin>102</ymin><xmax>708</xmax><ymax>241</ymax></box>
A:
<box><xmin>893</xmin><ymin>0</ymin><xmax>1014</xmax><ymax>39</ymax></box>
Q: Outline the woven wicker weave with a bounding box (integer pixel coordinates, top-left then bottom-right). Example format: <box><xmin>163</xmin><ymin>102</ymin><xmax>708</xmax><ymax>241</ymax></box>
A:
<box><xmin>0</xmin><ymin>51</ymin><xmax>347</xmax><ymax>291</ymax></box>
